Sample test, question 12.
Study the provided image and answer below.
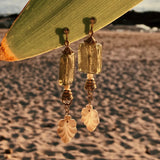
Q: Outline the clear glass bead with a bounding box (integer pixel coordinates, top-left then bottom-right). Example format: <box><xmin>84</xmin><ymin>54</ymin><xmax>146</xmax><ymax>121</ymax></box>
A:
<box><xmin>78</xmin><ymin>42</ymin><xmax>102</xmax><ymax>74</ymax></box>
<box><xmin>59</xmin><ymin>52</ymin><xmax>75</xmax><ymax>86</ymax></box>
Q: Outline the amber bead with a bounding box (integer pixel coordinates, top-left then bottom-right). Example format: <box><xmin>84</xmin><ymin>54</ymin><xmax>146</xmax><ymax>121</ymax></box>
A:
<box><xmin>78</xmin><ymin>42</ymin><xmax>102</xmax><ymax>74</ymax></box>
<box><xmin>59</xmin><ymin>52</ymin><xmax>75</xmax><ymax>86</ymax></box>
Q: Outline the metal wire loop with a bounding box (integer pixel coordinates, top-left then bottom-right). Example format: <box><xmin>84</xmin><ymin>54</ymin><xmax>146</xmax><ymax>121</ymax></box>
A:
<box><xmin>89</xmin><ymin>17</ymin><xmax>96</xmax><ymax>37</ymax></box>
<box><xmin>65</xmin><ymin>104</ymin><xmax>70</xmax><ymax>115</ymax></box>
<box><xmin>63</xmin><ymin>27</ymin><xmax>70</xmax><ymax>47</ymax></box>
<box><xmin>87</xmin><ymin>90</ymin><xmax>93</xmax><ymax>105</ymax></box>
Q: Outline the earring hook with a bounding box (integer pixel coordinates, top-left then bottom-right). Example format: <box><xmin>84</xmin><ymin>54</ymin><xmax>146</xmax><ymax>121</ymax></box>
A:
<box><xmin>89</xmin><ymin>17</ymin><xmax>97</xmax><ymax>36</ymax></box>
<box><xmin>84</xmin><ymin>17</ymin><xmax>97</xmax><ymax>44</ymax></box>
<box><xmin>63</xmin><ymin>27</ymin><xmax>70</xmax><ymax>47</ymax></box>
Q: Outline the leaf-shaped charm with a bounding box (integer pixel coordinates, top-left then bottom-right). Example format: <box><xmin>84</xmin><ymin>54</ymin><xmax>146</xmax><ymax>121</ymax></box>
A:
<box><xmin>57</xmin><ymin>115</ymin><xmax>77</xmax><ymax>143</ymax></box>
<box><xmin>81</xmin><ymin>104</ymin><xmax>99</xmax><ymax>132</ymax></box>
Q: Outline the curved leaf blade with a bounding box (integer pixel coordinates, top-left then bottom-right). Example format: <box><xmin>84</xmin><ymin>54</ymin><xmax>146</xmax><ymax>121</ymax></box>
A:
<box><xmin>0</xmin><ymin>0</ymin><xmax>143</xmax><ymax>61</ymax></box>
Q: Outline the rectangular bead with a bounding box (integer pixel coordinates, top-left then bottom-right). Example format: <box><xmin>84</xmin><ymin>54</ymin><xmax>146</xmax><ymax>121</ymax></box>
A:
<box><xmin>78</xmin><ymin>42</ymin><xmax>102</xmax><ymax>74</ymax></box>
<box><xmin>59</xmin><ymin>53</ymin><xmax>75</xmax><ymax>86</ymax></box>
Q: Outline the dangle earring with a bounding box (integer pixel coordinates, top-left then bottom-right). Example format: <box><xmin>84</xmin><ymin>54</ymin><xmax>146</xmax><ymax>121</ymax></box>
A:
<box><xmin>78</xmin><ymin>17</ymin><xmax>102</xmax><ymax>132</ymax></box>
<box><xmin>57</xmin><ymin>28</ymin><xmax>77</xmax><ymax>143</ymax></box>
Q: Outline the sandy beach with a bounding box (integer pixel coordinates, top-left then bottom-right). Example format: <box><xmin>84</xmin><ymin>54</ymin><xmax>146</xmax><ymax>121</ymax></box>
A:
<box><xmin>0</xmin><ymin>29</ymin><xmax>160</xmax><ymax>160</ymax></box>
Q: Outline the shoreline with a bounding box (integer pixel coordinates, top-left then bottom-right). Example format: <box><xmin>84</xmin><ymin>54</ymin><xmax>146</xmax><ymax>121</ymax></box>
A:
<box><xmin>1</xmin><ymin>11</ymin><xmax>160</xmax><ymax>30</ymax></box>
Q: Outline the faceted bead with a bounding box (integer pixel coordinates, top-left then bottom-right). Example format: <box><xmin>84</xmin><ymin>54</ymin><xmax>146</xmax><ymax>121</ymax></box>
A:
<box><xmin>78</xmin><ymin>42</ymin><xmax>102</xmax><ymax>74</ymax></box>
<box><xmin>85</xmin><ymin>78</ymin><xmax>96</xmax><ymax>91</ymax></box>
<box><xmin>62</xmin><ymin>89</ymin><xmax>73</xmax><ymax>105</ymax></box>
<box><xmin>59</xmin><ymin>52</ymin><xmax>75</xmax><ymax>86</ymax></box>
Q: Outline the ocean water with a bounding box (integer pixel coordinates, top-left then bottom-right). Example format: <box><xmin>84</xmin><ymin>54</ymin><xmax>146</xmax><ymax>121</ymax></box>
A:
<box><xmin>0</xmin><ymin>0</ymin><xmax>160</xmax><ymax>15</ymax></box>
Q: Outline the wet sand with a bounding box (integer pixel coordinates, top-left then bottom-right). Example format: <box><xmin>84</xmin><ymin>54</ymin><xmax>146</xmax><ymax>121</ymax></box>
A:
<box><xmin>0</xmin><ymin>29</ymin><xmax>160</xmax><ymax>160</ymax></box>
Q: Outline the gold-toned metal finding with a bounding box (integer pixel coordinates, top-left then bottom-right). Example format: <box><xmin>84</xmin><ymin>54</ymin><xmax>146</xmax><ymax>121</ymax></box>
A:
<box><xmin>62</xmin><ymin>89</ymin><xmax>73</xmax><ymax>115</ymax></box>
<box><xmin>78</xmin><ymin>17</ymin><xmax>102</xmax><ymax>74</ymax></box>
<box><xmin>63</xmin><ymin>28</ymin><xmax>73</xmax><ymax>54</ymax></box>
<box><xmin>59</xmin><ymin>28</ymin><xmax>75</xmax><ymax>86</ymax></box>
<box><xmin>64</xmin><ymin>27</ymin><xmax>70</xmax><ymax>47</ymax></box>
<box><xmin>85</xmin><ymin>78</ymin><xmax>96</xmax><ymax>92</ymax></box>
<box><xmin>90</xmin><ymin>17</ymin><xmax>97</xmax><ymax>36</ymax></box>
<box><xmin>58</xmin><ymin>27</ymin><xmax>77</xmax><ymax>143</ymax></box>
<box><xmin>82</xmin><ymin>76</ymin><xmax>99</xmax><ymax>130</ymax></box>
<box><xmin>85</xmin><ymin>77</ymin><xmax>96</xmax><ymax>105</ymax></box>
<box><xmin>87</xmin><ymin>74</ymin><xmax>94</xmax><ymax>79</ymax></box>
<box><xmin>64</xmin><ymin>84</ymin><xmax>70</xmax><ymax>90</ymax></box>
<box><xmin>62</xmin><ymin>89</ymin><xmax>73</xmax><ymax>105</ymax></box>
<box><xmin>85</xmin><ymin>17</ymin><xmax>97</xmax><ymax>44</ymax></box>
<box><xmin>58</xmin><ymin>88</ymin><xmax>77</xmax><ymax>143</ymax></box>
<box><xmin>79</xmin><ymin>18</ymin><xmax>101</xmax><ymax>132</ymax></box>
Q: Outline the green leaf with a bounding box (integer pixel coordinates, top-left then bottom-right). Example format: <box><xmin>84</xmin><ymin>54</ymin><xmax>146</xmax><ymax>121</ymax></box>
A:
<box><xmin>1</xmin><ymin>0</ymin><xmax>143</xmax><ymax>61</ymax></box>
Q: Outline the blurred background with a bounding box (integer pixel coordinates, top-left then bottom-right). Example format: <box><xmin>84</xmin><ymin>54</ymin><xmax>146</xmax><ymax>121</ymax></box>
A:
<box><xmin>0</xmin><ymin>1</ymin><xmax>160</xmax><ymax>160</ymax></box>
<box><xmin>0</xmin><ymin>0</ymin><xmax>160</xmax><ymax>14</ymax></box>
<box><xmin>0</xmin><ymin>0</ymin><xmax>160</xmax><ymax>31</ymax></box>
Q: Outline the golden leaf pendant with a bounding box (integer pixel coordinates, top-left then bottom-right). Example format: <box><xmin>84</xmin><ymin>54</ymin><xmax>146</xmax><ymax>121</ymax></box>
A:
<box><xmin>81</xmin><ymin>104</ymin><xmax>99</xmax><ymax>132</ymax></box>
<box><xmin>57</xmin><ymin>115</ymin><xmax>77</xmax><ymax>143</ymax></box>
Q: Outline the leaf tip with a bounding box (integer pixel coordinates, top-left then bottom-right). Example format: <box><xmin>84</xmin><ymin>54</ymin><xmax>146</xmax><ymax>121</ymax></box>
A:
<box><xmin>0</xmin><ymin>35</ymin><xmax>18</xmax><ymax>61</ymax></box>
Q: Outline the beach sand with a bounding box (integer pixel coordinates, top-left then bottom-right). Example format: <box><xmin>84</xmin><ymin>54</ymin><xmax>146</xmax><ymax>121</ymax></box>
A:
<box><xmin>0</xmin><ymin>29</ymin><xmax>160</xmax><ymax>160</ymax></box>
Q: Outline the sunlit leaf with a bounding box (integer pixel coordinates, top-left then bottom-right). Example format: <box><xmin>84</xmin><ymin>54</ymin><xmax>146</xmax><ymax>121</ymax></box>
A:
<box><xmin>0</xmin><ymin>0</ymin><xmax>143</xmax><ymax>61</ymax></box>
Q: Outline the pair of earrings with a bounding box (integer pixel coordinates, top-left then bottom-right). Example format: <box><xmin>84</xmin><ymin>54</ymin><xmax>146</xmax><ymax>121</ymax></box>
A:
<box><xmin>57</xmin><ymin>18</ymin><xmax>102</xmax><ymax>143</ymax></box>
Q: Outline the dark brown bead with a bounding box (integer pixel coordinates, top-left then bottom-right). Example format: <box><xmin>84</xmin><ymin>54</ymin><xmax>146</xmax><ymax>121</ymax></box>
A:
<box><xmin>62</xmin><ymin>90</ymin><xmax>73</xmax><ymax>105</ymax></box>
<box><xmin>85</xmin><ymin>78</ymin><xmax>96</xmax><ymax>91</ymax></box>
